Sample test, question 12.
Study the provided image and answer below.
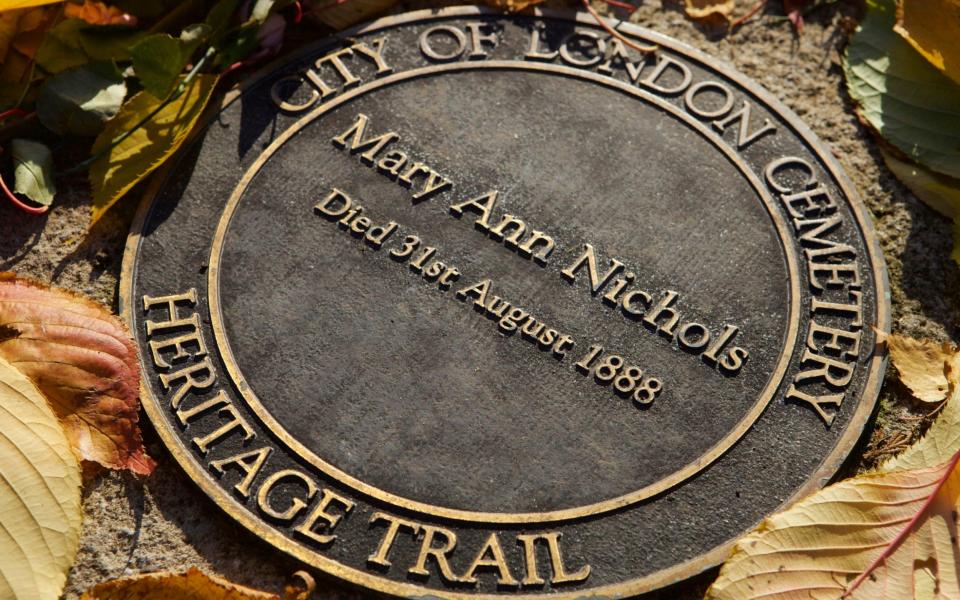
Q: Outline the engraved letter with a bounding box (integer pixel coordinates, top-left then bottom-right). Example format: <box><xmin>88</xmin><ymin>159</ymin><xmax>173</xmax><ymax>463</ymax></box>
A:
<box><xmin>209</xmin><ymin>446</ymin><xmax>272</xmax><ymax>498</ymax></box>
<box><xmin>192</xmin><ymin>402</ymin><xmax>256</xmax><ymax>454</ymax></box>
<box><xmin>449</xmin><ymin>191</ymin><xmax>498</xmax><ymax>230</ymax></box>
<box><xmin>561</xmin><ymin>244</ymin><xmax>624</xmax><ymax>294</ymax></box>
<box><xmin>408</xmin><ymin>525</ymin><xmax>463</xmax><ymax>583</ymax></box>
<box><xmin>331</xmin><ymin>113</ymin><xmax>398</xmax><ymax>163</ymax></box>
<box><xmin>420</xmin><ymin>25</ymin><xmax>467</xmax><ymax>62</ymax></box>
<box><xmin>256</xmin><ymin>469</ymin><xmax>318</xmax><ymax>521</ymax></box>
<box><xmin>516</xmin><ymin>532</ymin><xmax>590</xmax><ymax>585</ymax></box>
<box><xmin>295</xmin><ymin>488</ymin><xmax>355</xmax><ymax>545</ymax></box>
<box><xmin>368</xmin><ymin>512</ymin><xmax>422</xmax><ymax>568</ymax></box>
<box><xmin>462</xmin><ymin>533</ymin><xmax>519</xmax><ymax>586</ymax></box>
<box><xmin>712</xmin><ymin>101</ymin><xmax>776</xmax><ymax>150</ymax></box>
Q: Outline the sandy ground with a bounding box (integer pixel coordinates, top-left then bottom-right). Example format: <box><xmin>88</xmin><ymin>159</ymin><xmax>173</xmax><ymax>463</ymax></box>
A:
<box><xmin>1</xmin><ymin>1</ymin><xmax>956</xmax><ymax>598</ymax></box>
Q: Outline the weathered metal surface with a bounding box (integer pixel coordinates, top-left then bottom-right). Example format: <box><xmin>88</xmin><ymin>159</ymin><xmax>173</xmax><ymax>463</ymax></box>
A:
<box><xmin>122</xmin><ymin>8</ymin><xmax>890</xmax><ymax>598</ymax></box>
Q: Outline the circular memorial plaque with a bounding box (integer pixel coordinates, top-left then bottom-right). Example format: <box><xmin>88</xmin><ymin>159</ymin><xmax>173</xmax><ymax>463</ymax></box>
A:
<box><xmin>122</xmin><ymin>7</ymin><xmax>889</xmax><ymax>598</ymax></box>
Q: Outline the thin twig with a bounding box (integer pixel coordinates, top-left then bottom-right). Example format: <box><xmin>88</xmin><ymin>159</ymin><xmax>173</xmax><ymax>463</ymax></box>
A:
<box><xmin>582</xmin><ymin>0</ymin><xmax>657</xmax><ymax>54</ymax></box>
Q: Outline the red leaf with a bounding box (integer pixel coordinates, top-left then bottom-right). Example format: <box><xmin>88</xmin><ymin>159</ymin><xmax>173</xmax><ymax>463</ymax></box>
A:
<box><xmin>0</xmin><ymin>274</ymin><xmax>154</xmax><ymax>474</ymax></box>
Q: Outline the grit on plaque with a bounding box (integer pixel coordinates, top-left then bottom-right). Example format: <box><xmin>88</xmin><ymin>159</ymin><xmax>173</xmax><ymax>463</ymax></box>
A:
<box><xmin>121</xmin><ymin>7</ymin><xmax>890</xmax><ymax>598</ymax></box>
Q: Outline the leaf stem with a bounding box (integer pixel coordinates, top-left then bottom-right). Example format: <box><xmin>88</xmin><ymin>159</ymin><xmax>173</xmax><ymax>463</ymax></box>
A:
<box><xmin>0</xmin><ymin>146</ymin><xmax>49</xmax><ymax>215</ymax></box>
<box><xmin>842</xmin><ymin>448</ymin><xmax>960</xmax><ymax>597</ymax></box>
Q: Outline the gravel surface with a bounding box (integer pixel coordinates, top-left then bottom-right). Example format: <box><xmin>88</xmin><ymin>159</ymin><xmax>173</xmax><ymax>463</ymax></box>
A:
<box><xmin>1</xmin><ymin>1</ymin><xmax>955</xmax><ymax>598</ymax></box>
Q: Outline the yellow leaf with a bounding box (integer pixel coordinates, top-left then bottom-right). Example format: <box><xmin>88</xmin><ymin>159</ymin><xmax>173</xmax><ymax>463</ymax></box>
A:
<box><xmin>81</xmin><ymin>568</ymin><xmax>281</xmax><ymax>599</ymax></box>
<box><xmin>0</xmin><ymin>0</ymin><xmax>62</xmax><ymax>9</ymax></box>
<box><xmin>684</xmin><ymin>0</ymin><xmax>736</xmax><ymax>23</ymax></box>
<box><xmin>706</xmin><ymin>450</ymin><xmax>960</xmax><ymax>599</ymax></box>
<box><xmin>896</xmin><ymin>0</ymin><xmax>960</xmax><ymax>85</ymax></box>
<box><xmin>880</xmin><ymin>330</ymin><xmax>957</xmax><ymax>403</ymax></box>
<box><xmin>89</xmin><ymin>74</ymin><xmax>218</xmax><ymax>224</ymax></box>
<box><xmin>885</xmin><ymin>351</ymin><xmax>960</xmax><ymax>472</ymax></box>
<box><xmin>880</xmin><ymin>146</ymin><xmax>960</xmax><ymax>220</ymax></box>
<box><xmin>0</xmin><ymin>354</ymin><xmax>82</xmax><ymax>600</ymax></box>
<box><xmin>307</xmin><ymin>0</ymin><xmax>399</xmax><ymax>30</ymax></box>
<box><xmin>482</xmin><ymin>0</ymin><xmax>545</xmax><ymax>13</ymax></box>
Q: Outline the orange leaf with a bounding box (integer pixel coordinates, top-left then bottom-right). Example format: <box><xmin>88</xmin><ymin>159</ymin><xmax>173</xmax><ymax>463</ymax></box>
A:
<box><xmin>64</xmin><ymin>0</ymin><xmax>137</xmax><ymax>26</ymax></box>
<box><xmin>0</xmin><ymin>274</ymin><xmax>154</xmax><ymax>475</ymax></box>
<box><xmin>80</xmin><ymin>568</ymin><xmax>281</xmax><ymax>599</ymax></box>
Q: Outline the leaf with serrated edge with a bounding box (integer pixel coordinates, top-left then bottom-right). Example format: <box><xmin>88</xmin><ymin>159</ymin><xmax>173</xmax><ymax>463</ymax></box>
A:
<box><xmin>885</xmin><ymin>351</ymin><xmax>960</xmax><ymax>473</ymax></box>
<box><xmin>0</xmin><ymin>355</ymin><xmax>82</xmax><ymax>600</ymax></box>
<box><xmin>880</xmin><ymin>330</ymin><xmax>956</xmax><ymax>403</ymax></box>
<box><xmin>895</xmin><ymin>0</ymin><xmax>960</xmax><ymax>85</ymax></box>
<box><xmin>844</xmin><ymin>0</ymin><xmax>960</xmax><ymax>179</ymax></box>
<box><xmin>89</xmin><ymin>74</ymin><xmax>218</xmax><ymax>223</ymax></box>
<box><xmin>0</xmin><ymin>275</ymin><xmax>154</xmax><ymax>474</ymax></box>
<box><xmin>80</xmin><ymin>567</ymin><xmax>280</xmax><ymax>599</ymax></box>
<box><xmin>706</xmin><ymin>449</ymin><xmax>960</xmax><ymax>599</ymax></box>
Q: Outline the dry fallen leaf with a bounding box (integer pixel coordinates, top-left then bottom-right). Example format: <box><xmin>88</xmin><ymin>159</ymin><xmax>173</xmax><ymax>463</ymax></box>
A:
<box><xmin>482</xmin><ymin>0</ymin><xmax>545</xmax><ymax>13</ymax></box>
<box><xmin>885</xmin><ymin>351</ymin><xmax>960</xmax><ymax>472</ymax></box>
<box><xmin>64</xmin><ymin>0</ymin><xmax>137</xmax><ymax>26</ymax></box>
<box><xmin>707</xmin><ymin>334</ymin><xmax>960</xmax><ymax>599</ymax></box>
<box><xmin>705</xmin><ymin>449</ymin><xmax>960</xmax><ymax>599</ymax></box>
<box><xmin>0</xmin><ymin>274</ymin><xmax>154</xmax><ymax>474</ymax></box>
<box><xmin>895</xmin><ymin>0</ymin><xmax>960</xmax><ymax>85</ymax></box>
<box><xmin>80</xmin><ymin>568</ymin><xmax>280</xmax><ymax>600</ymax></box>
<box><xmin>307</xmin><ymin>0</ymin><xmax>400</xmax><ymax>31</ymax></box>
<box><xmin>0</xmin><ymin>354</ymin><xmax>82</xmax><ymax>600</ymax></box>
<box><xmin>683</xmin><ymin>0</ymin><xmax>736</xmax><ymax>24</ymax></box>
<box><xmin>880</xmin><ymin>330</ymin><xmax>956</xmax><ymax>403</ymax></box>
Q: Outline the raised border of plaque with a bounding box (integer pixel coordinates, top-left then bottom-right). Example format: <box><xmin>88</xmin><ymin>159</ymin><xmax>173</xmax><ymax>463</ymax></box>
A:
<box><xmin>121</xmin><ymin>7</ymin><xmax>890</xmax><ymax>598</ymax></box>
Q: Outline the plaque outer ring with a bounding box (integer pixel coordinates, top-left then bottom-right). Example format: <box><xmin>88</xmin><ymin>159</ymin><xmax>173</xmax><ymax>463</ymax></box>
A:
<box><xmin>120</xmin><ymin>6</ymin><xmax>891</xmax><ymax>597</ymax></box>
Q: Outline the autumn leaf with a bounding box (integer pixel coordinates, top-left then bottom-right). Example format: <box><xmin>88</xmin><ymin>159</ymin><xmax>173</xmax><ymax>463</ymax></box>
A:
<box><xmin>683</xmin><ymin>0</ymin><xmax>735</xmax><ymax>24</ymax></box>
<box><xmin>0</xmin><ymin>354</ymin><xmax>82</xmax><ymax>600</ymax></box>
<box><xmin>64</xmin><ymin>0</ymin><xmax>138</xmax><ymax>26</ymax></box>
<box><xmin>706</xmin><ymin>449</ymin><xmax>960</xmax><ymax>599</ymax></box>
<box><xmin>895</xmin><ymin>0</ymin><xmax>960</xmax><ymax>85</ymax></box>
<box><xmin>880</xmin><ymin>146</ymin><xmax>960</xmax><ymax>220</ymax></box>
<box><xmin>1</xmin><ymin>0</ymin><xmax>64</xmax><ymax>9</ymax></box>
<box><xmin>844</xmin><ymin>0</ymin><xmax>960</xmax><ymax>179</ymax></box>
<box><xmin>89</xmin><ymin>73</ymin><xmax>218</xmax><ymax>223</ymax></box>
<box><xmin>80</xmin><ymin>568</ymin><xmax>281</xmax><ymax>600</ymax></box>
<box><xmin>0</xmin><ymin>275</ymin><xmax>154</xmax><ymax>475</ymax></box>
<box><xmin>885</xmin><ymin>350</ymin><xmax>960</xmax><ymax>473</ymax></box>
<box><xmin>880</xmin><ymin>331</ymin><xmax>956</xmax><ymax>403</ymax></box>
<box><xmin>307</xmin><ymin>0</ymin><xmax>400</xmax><ymax>31</ymax></box>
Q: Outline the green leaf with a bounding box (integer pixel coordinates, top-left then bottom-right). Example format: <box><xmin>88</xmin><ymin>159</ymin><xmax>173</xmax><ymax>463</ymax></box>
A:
<box><xmin>35</xmin><ymin>19</ymin><xmax>88</xmax><ymax>74</ymax></box>
<box><xmin>35</xmin><ymin>19</ymin><xmax>143</xmax><ymax>75</ymax></box>
<box><xmin>131</xmin><ymin>34</ymin><xmax>185</xmax><ymax>99</ymax></box>
<box><xmin>37</xmin><ymin>64</ymin><xmax>126</xmax><ymax>136</ymax></box>
<box><xmin>215</xmin><ymin>24</ymin><xmax>259</xmax><ymax>67</ymax></box>
<box><xmin>89</xmin><ymin>74</ymin><xmax>219</xmax><ymax>223</ymax></box>
<box><xmin>10</xmin><ymin>140</ymin><xmax>55</xmax><ymax>207</ymax></box>
<box><xmin>844</xmin><ymin>0</ymin><xmax>960</xmax><ymax>179</ymax></box>
<box><xmin>206</xmin><ymin>0</ymin><xmax>240</xmax><ymax>44</ymax></box>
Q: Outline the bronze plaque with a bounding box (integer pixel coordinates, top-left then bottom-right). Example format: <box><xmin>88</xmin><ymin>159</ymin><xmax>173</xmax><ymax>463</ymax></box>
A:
<box><xmin>122</xmin><ymin>7</ymin><xmax>889</xmax><ymax>597</ymax></box>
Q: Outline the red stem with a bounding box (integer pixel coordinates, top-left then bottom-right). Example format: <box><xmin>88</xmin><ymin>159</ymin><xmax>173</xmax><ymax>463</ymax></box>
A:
<box><xmin>581</xmin><ymin>0</ymin><xmax>657</xmax><ymax>54</ymax></box>
<box><xmin>293</xmin><ymin>0</ymin><xmax>303</xmax><ymax>23</ymax></box>
<box><xmin>731</xmin><ymin>0</ymin><xmax>768</xmax><ymax>29</ymax></box>
<box><xmin>0</xmin><ymin>117</ymin><xmax>50</xmax><ymax>214</ymax></box>
<box><xmin>842</xmin><ymin>448</ymin><xmax>960</xmax><ymax>597</ymax></box>
<box><xmin>0</xmin><ymin>108</ymin><xmax>28</xmax><ymax>124</ymax></box>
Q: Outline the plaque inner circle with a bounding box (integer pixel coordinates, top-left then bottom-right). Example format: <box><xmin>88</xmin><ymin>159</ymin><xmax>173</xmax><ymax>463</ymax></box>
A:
<box><xmin>207</xmin><ymin>62</ymin><xmax>801</xmax><ymax>523</ymax></box>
